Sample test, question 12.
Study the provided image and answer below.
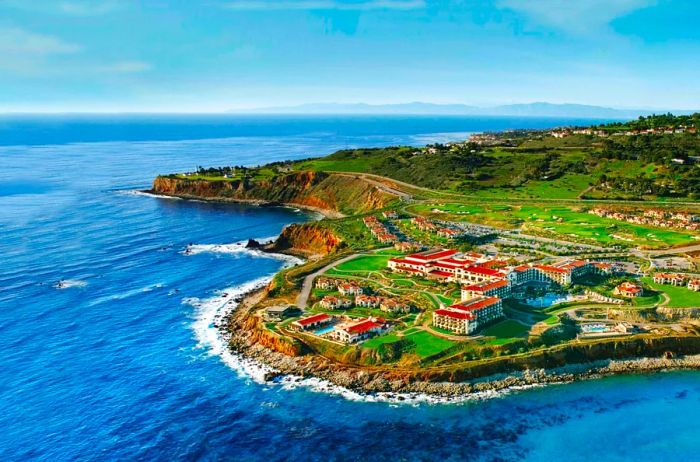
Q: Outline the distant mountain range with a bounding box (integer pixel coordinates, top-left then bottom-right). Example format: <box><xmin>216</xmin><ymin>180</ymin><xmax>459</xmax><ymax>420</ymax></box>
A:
<box><xmin>230</xmin><ymin>102</ymin><xmax>696</xmax><ymax>119</ymax></box>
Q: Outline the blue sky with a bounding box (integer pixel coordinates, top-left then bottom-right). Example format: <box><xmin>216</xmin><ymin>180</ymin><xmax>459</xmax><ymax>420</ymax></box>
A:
<box><xmin>0</xmin><ymin>0</ymin><xmax>698</xmax><ymax>112</ymax></box>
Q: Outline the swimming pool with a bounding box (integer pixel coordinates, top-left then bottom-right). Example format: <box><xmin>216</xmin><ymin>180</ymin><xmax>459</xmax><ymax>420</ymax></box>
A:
<box><xmin>314</xmin><ymin>325</ymin><xmax>335</xmax><ymax>335</ymax></box>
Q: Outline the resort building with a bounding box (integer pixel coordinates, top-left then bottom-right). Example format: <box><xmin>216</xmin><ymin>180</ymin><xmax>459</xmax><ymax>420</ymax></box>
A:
<box><xmin>338</xmin><ymin>282</ymin><xmax>364</xmax><ymax>296</ymax></box>
<box><xmin>461</xmin><ymin>279</ymin><xmax>510</xmax><ymax>301</ymax></box>
<box><xmin>688</xmin><ymin>279</ymin><xmax>700</xmax><ymax>292</ymax></box>
<box><xmin>355</xmin><ymin>295</ymin><xmax>382</xmax><ymax>308</ymax></box>
<box><xmin>332</xmin><ymin>318</ymin><xmax>385</xmax><ymax>343</ymax></box>
<box><xmin>320</xmin><ymin>296</ymin><xmax>352</xmax><ymax>310</ymax></box>
<box><xmin>315</xmin><ymin>278</ymin><xmax>337</xmax><ymax>290</ymax></box>
<box><xmin>379</xmin><ymin>299</ymin><xmax>411</xmax><ymax>314</ymax></box>
<box><xmin>437</xmin><ymin>228</ymin><xmax>460</xmax><ymax>239</ymax></box>
<box><xmin>293</xmin><ymin>313</ymin><xmax>332</xmax><ymax>330</ymax></box>
<box><xmin>264</xmin><ymin>305</ymin><xmax>298</xmax><ymax>321</ymax></box>
<box><xmin>432</xmin><ymin>297</ymin><xmax>504</xmax><ymax>335</ymax></box>
<box><xmin>394</xmin><ymin>241</ymin><xmax>422</xmax><ymax>253</ymax></box>
<box><xmin>653</xmin><ymin>273</ymin><xmax>687</xmax><ymax>286</ymax></box>
<box><xmin>532</xmin><ymin>264</ymin><xmax>572</xmax><ymax>286</ymax></box>
<box><xmin>614</xmin><ymin>282</ymin><xmax>644</xmax><ymax>298</ymax></box>
<box><xmin>382</xmin><ymin>210</ymin><xmax>398</xmax><ymax>219</ymax></box>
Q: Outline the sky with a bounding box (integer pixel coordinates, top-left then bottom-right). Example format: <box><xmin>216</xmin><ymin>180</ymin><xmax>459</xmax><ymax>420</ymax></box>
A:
<box><xmin>0</xmin><ymin>0</ymin><xmax>698</xmax><ymax>112</ymax></box>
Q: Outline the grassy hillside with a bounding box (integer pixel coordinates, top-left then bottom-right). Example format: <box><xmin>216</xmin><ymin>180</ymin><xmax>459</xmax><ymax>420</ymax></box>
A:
<box><xmin>290</xmin><ymin>128</ymin><xmax>700</xmax><ymax>201</ymax></box>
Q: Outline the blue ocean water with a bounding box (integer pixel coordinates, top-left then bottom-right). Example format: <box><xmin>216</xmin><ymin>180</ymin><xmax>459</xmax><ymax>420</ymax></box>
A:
<box><xmin>1</xmin><ymin>115</ymin><xmax>698</xmax><ymax>461</ymax></box>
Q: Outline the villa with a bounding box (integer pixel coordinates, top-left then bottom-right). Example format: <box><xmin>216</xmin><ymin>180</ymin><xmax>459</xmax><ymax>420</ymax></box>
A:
<box><xmin>355</xmin><ymin>294</ymin><xmax>382</xmax><ymax>308</ymax></box>
<box><xmin>382</xmin><ymin>210</ymin><xmax>398</xmax><ymax>219</ymax></box>
<box><xmin>615</xmin><ymin>282</ymin><xmax>644</xmax><ymax>298</ymax></box>
<box><xmin>379</xmin><ymin>299</ymin><xmax>411</xmax><ymax>314</ymax></box>
<box><xmin>332</xmin><ymin>317</ymin><xmax>386</xmax><ymax>343</ymax></box>
<box><xmin>315</xmin><ymin>278</ymin><xmax>337</xmax><ymax>290</ymax></box>
<box><xmin>320</xmin><ymin>296</ymin><xmax>352</xmax><ymax>310</ymax></box>
<box><xmin>653</xmin><ymin>273</ymin><xmax>687</xmax><ymax>286</ymax></box>
<box><xmin>338</xmin><ymin>282</ymin><xmax>364</xmax><ymax>296</ymax></box>
<box><xmin>688</xmin><ymin>279</ymin><xmax>700</xmax><ymax>292</ymax></box>
<box><xmin>432</xmin><ymin>297</ymin><xmax>504</xmax><ymax>335</ymax></box>
<box><xmin>293</xmin><ymin>313</ymin><xmax>332</xmax><ymax>331</ymax></box>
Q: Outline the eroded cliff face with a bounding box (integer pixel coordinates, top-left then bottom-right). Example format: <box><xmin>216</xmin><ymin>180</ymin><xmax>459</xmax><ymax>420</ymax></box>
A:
<box><xmin>151</xmin><ymin>171</ymin><xmax>396</xmax><ymax>216</ymax></box>
<box><xmin>266</xmin><ymin>223</ymin><xmax>343</xmax><ymax>256</ymax></box>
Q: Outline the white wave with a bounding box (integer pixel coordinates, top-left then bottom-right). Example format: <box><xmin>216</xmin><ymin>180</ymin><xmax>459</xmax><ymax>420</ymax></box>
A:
<box><xmin>187</xmin><ymin>283</ymin><xmax>543</xmax><ymax>406</ymax></box>
<box><xmin>186</xmin><ymin>276</ymin><xmax>277</xmax><ymax>383</ymax></box>
<box><xmin>185</xmin><ymin>245</ymin><xmax>539</xmax><ymax>405</ymax></box>
<box><xmin>53</xmin><ymin>279</ymin><xmax>88</xmax><ymax>289</ymax></box>
<box><xmin>115</xmin><ymin>189</ymin><xmax>182</xmax><ymax>200</ymax></box>
<box><xmin>182</xmin><ymin>241</ymin><xmax>303</xmax><ymax>266</ymax></box>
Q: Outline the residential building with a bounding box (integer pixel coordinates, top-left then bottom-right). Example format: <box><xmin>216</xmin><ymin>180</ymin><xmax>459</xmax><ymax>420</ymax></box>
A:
<box><xmin>355</xmin><ymin>295</ymin><xmax>382</xmax><ymax>308</ymax></box>
<box><xmin>614</xmin><ymin>282</ymin><xmax>644</xmax><ymax>298</ymax></box>
<box><xmin>264</xmin><ymin>305</ymin><xmax>298</xmax><ymax>321</ymax></box>
<box><xmin>332</xmin><ymin>318</ymin><xmax>385</xmax><ymax>343</ymax></box>
<box><xmin>461</xmin><ymin>279</ymin><xmax>510</xmax><ymax>300</ymax></box>
<box><xmin>653</xmin><ymin>273</ymin><xmax>687</xmax><ymax>286</ymax></box>
<box><xmin>293</xmin><ymin>313</ymin><xmax>332</xmax><ymax>330</ymax></box>
<box><xmin>315</xmin><ymin>278</ymin><xmax>337</xmax><ymax>290</ymax></box>
<box><xmin>338</xmin><ymin>282</ymin><xmax>364</xmax><ymax>296</ymax></box>
<box><xmin>320</xmin><ymin>296</ymin><xmax>352</xmax><ymax>310</ymax></box>
<box><xmin>432</xmin><ymin>297</ymin><xmax>503</xmax><ymax>335</ymax></box>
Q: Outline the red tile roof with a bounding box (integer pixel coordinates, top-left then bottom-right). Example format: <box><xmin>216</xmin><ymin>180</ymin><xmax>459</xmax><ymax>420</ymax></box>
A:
<box><xmin>449</xmin><ymin>297</ymin><xmax>500</xmax><ymax>312</ymax></box>
<box><xmin>434</xmin><ymin>309</ymin><xmax>474</xmax><ymax>320</ymax></box>
<box><xmin>297</xmin><ymin>313</ymin><xmax>331</xmax><ymax>326</ymax></box>
<box><xmin>346</xmin><ymin>319</ymin><xmax>381</xmax><ymax>334</ymax></box>
<box><xmin>408</xmin><ymin>249</ymin><xmax>458</xmax><ymax>261</ymax></box>
<box><xmin>464</xmin><ymin>265</ymin><xmax>502</xmax><ymax>277</ymax></box>
<box><xmin>463</xmin><ymin>279</ymin><xmax>508</xmax><ymax>292</ymax></box>
<box><xmin>534</xmin><ymin>264</ymin><xmax>569</xmax><ymax>274</ymax></box>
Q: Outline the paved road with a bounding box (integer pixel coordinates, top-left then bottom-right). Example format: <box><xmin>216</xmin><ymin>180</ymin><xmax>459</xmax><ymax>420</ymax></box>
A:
<box><xmin>333</xmin><ymin>172</ymin><xmax>413</xmax><ymax>201</ymax></box>
<box><xmin>640</xmin><ymin>243</ymin><xmax>700</xmax><ymax>257</ymax></box>
<box><xmin>296</xmin><ymin>253</ymin><xmax>360</xmax><ymax>308</ymax></box>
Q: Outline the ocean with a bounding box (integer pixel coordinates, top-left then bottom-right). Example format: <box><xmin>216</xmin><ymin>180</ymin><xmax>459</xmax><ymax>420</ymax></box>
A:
<box><xmin>1</xmin><ymin>115</ymin><xmax>698</xmax><ymax>461</ymax></box>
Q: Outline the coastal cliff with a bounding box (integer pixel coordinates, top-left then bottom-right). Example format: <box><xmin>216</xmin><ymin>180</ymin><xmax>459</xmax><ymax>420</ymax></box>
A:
<box><xmin>265</xmin><ymin>223</ymin><xmax>343</xmax><ymax>256</ymax></box>
<box><xmin>151</xmin><ymin>171</ymin><xmax>397</xmax><ymax>217</ymax></box>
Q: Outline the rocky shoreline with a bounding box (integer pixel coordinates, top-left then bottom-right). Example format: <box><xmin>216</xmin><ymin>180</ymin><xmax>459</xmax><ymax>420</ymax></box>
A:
<box><xmin>142</xmin><ymin>189</ymin><xmax>341</xmax><ymax>219</ymax></box>
<box><xmin>219</xmin><ymin>285</ymin><xmax>700</xmax><ymax>400</ymax></box>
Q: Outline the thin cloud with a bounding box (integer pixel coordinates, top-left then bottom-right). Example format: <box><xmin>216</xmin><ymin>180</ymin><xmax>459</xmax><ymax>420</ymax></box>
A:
<box><xmin>58</xmin><ymin>1</ymin><xmax>122</xmax><ymax>16</ymax></box>
<box><xmin>98</xmin><ymin>60</ymin><xmax>152</xmax><ymax>73</ymax></box>
<box><xmin>0</xmin><ymin>27</ymin><xmax>81</xmax><ymax>55</ymax></box>
<box><xmin>497</xmin><ymin>0</ymin><xmax>657</xmax><ymax>35</ymax></box>
<box><xmin>222</xmin><ymin>0</ymin><xmax>426</xmax><ymax>11</ymax></box>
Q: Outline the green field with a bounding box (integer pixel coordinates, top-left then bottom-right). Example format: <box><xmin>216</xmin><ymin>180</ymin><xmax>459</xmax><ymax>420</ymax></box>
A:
<box><xmin>642</xmin><ymin>278</ymin><xmax>700</xmax><ymax>308</ymax></box>
<box><xmin>363</xmin><ymin>329</ymin><xmax>455</xmax><ymax>358</ymax></box>
<box><xmin>483</xmin><ymin>320</ymin><xmax>529</xmax><ymax>338</ymax></box>
<box><xmin>326</xmin><ymin>255</ymin><xmax>392</xmax><ymax>275</ymax></box>
<box><xmin>405</xmin><ymin>330</ymin><xmax>456</xmax><ymax>357</ymax></box>
<box><xmin>409</xmin><ymin>202</ymin><xmax>698</xmax><ymax>248</ymax></box>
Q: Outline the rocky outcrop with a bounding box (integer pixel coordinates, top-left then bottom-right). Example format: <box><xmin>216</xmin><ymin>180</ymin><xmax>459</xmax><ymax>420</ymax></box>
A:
<box><xmin>265</xmin><ymin>223</ymin><xmax>343</xmax><ymax>257</ymax></box>
<box><xmin>151</xmin><ymin>171</ymin><xmax>397</xmax><ymax>217</ymax></box>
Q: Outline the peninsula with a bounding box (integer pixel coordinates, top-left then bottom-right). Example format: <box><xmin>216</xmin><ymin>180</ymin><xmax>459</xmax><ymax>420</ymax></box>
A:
<box><xmin>152</xmin><ymin>113</ymin><xmax>700</xmax><ymax>396</ymax></box>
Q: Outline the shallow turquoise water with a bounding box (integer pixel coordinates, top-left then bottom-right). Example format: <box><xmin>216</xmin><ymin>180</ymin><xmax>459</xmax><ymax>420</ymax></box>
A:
<box><xmin>1</xmin><ymin>115</ymin><xmax>698</xmax><ymax>461</ymax></box>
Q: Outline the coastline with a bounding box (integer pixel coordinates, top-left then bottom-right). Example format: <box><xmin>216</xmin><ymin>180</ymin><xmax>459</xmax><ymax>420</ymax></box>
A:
<box><xmin>140</xmin><ymin>189</ymin><xmax>344</xmax><ymax>219</ymax></box>
<box><xmin>218</xmin><ymin>283</ymin><xmax>700</xmax><ymax>402</ymax></box>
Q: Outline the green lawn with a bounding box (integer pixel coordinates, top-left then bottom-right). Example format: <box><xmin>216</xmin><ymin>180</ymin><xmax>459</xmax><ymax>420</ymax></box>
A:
<box><xmin>483</xmin><ymin>320</ymin><xmax>529</xmax><ymax>338</ymax></box>
<box><xmin>408</xmin><ymin>202</ymin><xmax>698</xmax><ymax>249</ymax></box>
<box><xmin>362</xmin><ymin>333</ymin><xmax>402</xmax><ymax>349</ymax></box>
<box><xmin>331</xmin><ymin>255</ymin><xmax>391</xmax><ymax>272</ymax></box>
<box><xmin>404</xmin><ymin>330</ymin><xmax>456</xmax><ymax>358</ymax></box>
<box><xmin>642</xmin><ymin>277</ymin><xmax>700</xmax><ymax>308</ymax></box>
